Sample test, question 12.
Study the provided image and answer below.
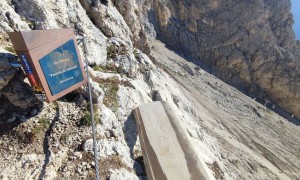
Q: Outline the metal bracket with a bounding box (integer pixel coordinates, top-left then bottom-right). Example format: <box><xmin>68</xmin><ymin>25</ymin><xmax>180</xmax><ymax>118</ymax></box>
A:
<box><xmin>10</xmin><ymin>61</ymin><xmax>22</xmax><ymax>68</ymax></box>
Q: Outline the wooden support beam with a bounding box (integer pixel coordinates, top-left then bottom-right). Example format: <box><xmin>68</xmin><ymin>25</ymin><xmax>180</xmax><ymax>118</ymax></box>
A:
<box><xmin>134</xmin><ymin>101</ymin><xmax>213</xmax><ymax>180</ymax></box>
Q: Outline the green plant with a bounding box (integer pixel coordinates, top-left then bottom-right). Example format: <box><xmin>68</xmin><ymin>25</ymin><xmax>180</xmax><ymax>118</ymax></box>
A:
<box><xmin>93</xmin><ymin>65</ymin><xmax>104</xmax><ymax>71</ymax></box>
<box><xmin>80</xmin><ymin>110</ymin><xmax>93</xmax><ymax>126</ymax></box>
<box><xmin>107</xmin><ymin>45</ymin><xmax>117</xmax><ymax>59</ymax></box>
<box><xmin>107</xmin><ymin>43</ymin><xmax>129</xmax><ymax>58</ymax></box>
<box><xmin>119</xmin><ymin>45</ymin><xmax>128</xmax><ymax>55</ymax></box>
<box><xmin>4</xmin><ymin>46</ymin><xmax>16</xmax><ymax>54</ymax></box>
<box><xmin>79</xmin><ymin>105</ymin><xmax>100</xmax><ymax>126</ymax></box>
<box><xmin>95</xmin><ymin>77</ymin><xmax>120</xmax><ymax>112</ymax></box>
<box><xmin>52</xmin><ymin>102</ymin><xmax>59</xmax><ymax>111</ymax></box>
<box><xmin>22</xmin><ymin>131</ymin><xmax>35</xmax><ymax>144</ymax></box>
<box><xmin>106</xmin><ymin>63</ymin><xmax>124</xmax><ymax>74</ymax></box>
<box><xmin>92</xmin><ymin>64</ymin><xmax>124</xmax><ymax>74</ymax></box>
<box><xmin>32</xmin><ymin>117</ymin><xmax>50</xmax><ymax>136</ymax></box>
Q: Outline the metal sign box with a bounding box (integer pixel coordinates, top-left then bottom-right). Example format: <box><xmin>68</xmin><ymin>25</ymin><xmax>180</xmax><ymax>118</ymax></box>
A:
<box><xmin>8</xmin><ymin>28</ymin><xmax>87</xmax><ymax>102</ymax></box>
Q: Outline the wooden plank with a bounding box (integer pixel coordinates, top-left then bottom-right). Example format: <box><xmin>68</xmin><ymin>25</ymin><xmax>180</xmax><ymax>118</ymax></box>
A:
<box><xmin>134</xmin><ymin>101</ymin><xmax>213</xmax><ymax>180</ymax></box>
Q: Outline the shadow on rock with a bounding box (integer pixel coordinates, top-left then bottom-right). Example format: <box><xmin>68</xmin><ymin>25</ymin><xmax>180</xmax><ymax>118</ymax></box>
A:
<box><xmin>124</xmin><ymin>111</ymin><xmax>147</xmax><ymax>178</ymax></box>
<box><xmin>0</xmin><ymin>69</ymin><xmax>43</xmax><ymax>136</ymax></box>
<box><xmin>254</xmin><ymin>97</ymin><xmax>300</xmax><ymax>126</ymax></box>
<box><xmin>124</xmin><ymin>112</ymin><xmax>138</xmax><ymax>157</ymax></box>
<box><xmin>0</xmin><ymin>50</ymin><xmax>43</xmax><ymax>134</ymax></box>
<box><xmin>38</xmin><ymin>103</ymin><xmax>60</xmax><ymax>180</ymax></box>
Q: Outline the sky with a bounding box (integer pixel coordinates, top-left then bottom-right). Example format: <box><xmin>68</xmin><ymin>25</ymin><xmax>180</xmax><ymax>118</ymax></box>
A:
<box><xmin>292</xmin><ymin>0</ymin><xmax>300</xmax><ymax>39</ymax></box>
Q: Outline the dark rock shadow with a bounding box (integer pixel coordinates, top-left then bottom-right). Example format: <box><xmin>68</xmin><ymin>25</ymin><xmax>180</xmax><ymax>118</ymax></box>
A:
<box><xmin>38</xmin><ymin>105</ymin><xmax>60</xmax><ymax>180</ymax></box>
<box><xmin>124</xmin><ymin>112</ymin><xmax>138</xmax><ymax>156</ymax></box>
<box><xmin>124</xmin><ymin>111</ymin><xmax>146</xmax><ymax>177</ymax></box>
<box><xmin>0</xmin><ymin>96</ymin><xmax>43</xmax><ymax>136</ymax></box>
<box><xmin>0</xmin><ymin>67</ymin><xmax>43</xmax><ymax>136</ymax></box>
<box><xmin>254</xmin><ymin>97</ymin><xmax>300</xmax><ymax>126</ymax></box>
<box><xmin>266</xmin><ymin>103</ymin><xmax>300</xmax><ymax>126</ymax></box>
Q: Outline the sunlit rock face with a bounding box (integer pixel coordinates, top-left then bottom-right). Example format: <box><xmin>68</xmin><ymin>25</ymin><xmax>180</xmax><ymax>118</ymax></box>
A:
<box><xmin>114</xmin><ymin>0</ymin><xmax>300</xmax><ymax>118</ymax></box>
<box><xmin>1</xmin><ymin>0</ymin><xmax>298</xmax><ymax>117</ymax></box>
<box><xmin>0</xmin><ymin>0</ymin><xmax>300</xmax><ymax>179</ymax></box>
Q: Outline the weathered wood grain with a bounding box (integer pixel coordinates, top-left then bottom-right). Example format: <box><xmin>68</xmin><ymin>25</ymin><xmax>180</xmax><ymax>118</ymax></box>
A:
<box><xmin>134</xmin><ymin>101</ymin><xmax>213</xmax><ymax>180</ymax></box>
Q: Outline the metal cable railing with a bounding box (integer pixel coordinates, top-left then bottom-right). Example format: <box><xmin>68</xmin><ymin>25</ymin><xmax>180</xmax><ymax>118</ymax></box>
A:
<box><xmin>81</xmin><ymin>36</ymin><xmax>100</xmax><ymax>180</ymax></box>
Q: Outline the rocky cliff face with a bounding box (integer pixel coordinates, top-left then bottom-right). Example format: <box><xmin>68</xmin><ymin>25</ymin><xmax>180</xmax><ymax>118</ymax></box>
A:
<box><xmin>2</xmin><ymin>0</ymin><xmax>299</xmax><ymax>118</ymax></box>
<box><xmin>0</xmin><ymin>0</ymin><xmax>300</xmax><ymax>179</ymax></box>
<box><xmin>113</xmin><ymin>0</ymin><xmax>300</xmax><ymax>118</ymax></box>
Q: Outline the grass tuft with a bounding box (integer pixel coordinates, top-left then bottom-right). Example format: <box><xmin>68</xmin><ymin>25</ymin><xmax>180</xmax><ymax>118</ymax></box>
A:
<box><xmin>107</xmin><ymin>45</ymin><xmax>117</xmax><ymax>59</ymax></box>
<box><xmin>32</xmin><ymin>117</ymin><xmax>50</xmax><ymax>137</ymax></box>
<box><xmin>92</xmin><ymin>64</ymin><xmax>124</xmax><ymax>74</ymax></box>
<box><xmin>79</xmin><ymin>104</ymin><xmax>100</xmax><ymax>126</ymax></box>
<box><xmin>4</xmin><ymin>46</ymin><xmax>16</xmax><ymax>54</ymax></box>
<box><xmin>94</xmin><ymin>77</ymin><xmax>120</xmax><ymax>112</ymax></box>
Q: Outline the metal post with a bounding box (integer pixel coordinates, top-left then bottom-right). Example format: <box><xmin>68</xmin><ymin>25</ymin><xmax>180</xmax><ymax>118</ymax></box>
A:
<box><xmin>82</xmin><ymin>36</ymin><xmax>100</xmax><ymax>180</ymax></box>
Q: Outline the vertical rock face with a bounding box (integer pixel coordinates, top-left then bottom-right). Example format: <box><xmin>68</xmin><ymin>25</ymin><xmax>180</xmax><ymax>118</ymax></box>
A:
<box><xmin>114</xmin><ymin>0</ymin><xmax>300</xmax><ymax>118</ymax></box>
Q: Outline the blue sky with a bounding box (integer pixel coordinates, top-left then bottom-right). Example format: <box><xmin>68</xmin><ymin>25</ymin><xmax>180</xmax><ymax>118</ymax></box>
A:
<box><xmin>292</xmin><ymin>0</ymin><xmax>300</xmax><ymax>39</ymax></box>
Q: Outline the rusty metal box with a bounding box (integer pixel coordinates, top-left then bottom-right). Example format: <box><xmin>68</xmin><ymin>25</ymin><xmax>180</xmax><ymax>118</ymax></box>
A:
<box><xmin>8</xmin><ymin>28</ymin><xmax>87</xmax><ymax>102</ymax></box>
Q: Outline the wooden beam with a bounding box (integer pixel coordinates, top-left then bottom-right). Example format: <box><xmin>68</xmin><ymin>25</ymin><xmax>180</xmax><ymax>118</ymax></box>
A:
<box><xmin>134</xmin><ymin>101</ymin><xmax>213</xmax><ymax>180</ymax></box>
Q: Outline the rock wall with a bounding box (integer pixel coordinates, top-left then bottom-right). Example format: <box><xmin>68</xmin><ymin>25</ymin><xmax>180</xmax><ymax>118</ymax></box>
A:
<box><xmin>1</xmin><ymin>0</ymin><xmax>299</xmax><ymax>118</ymax></box>
<box><xmin>0</xmin><ymin>0</ymin><xmax>108</xmax><ymax>120</ymax></box>
<box><xmin>0</xmin><ymin>47</ymin><xmax>41</xmax><ymax>121</ymax></box>
<box><xmin>114</xmin><ymin>0</ymin><xmax>300</xmax><ymax>118</ymax></box>
<box><xmin>4</xmin><ymin>0</ymin><xmax>107</xmax><ymax>64</ymax></box>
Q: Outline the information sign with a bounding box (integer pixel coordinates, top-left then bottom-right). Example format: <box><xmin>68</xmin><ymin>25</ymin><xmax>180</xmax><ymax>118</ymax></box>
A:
<box><xmin>39</xmin><ymin>39</ymin><xmax>84</xmax><ymax>95</ymax></box>
<box><xmin>8</xmin><ymin>29</ymin><xmax>87</xmax><ymax>102</ymax></box>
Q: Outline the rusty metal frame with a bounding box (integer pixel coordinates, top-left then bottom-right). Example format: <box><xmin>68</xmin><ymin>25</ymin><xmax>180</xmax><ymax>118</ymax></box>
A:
<box><xmin>8</xmin><ymin>29</ymin><xmax>87</xmax><ymax>102</ymax></box>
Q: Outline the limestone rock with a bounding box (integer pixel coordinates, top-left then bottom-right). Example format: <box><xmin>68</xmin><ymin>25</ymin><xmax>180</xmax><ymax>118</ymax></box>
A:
<box><xmin>0</xmin><ymin>47</ymin><xmax>40</xmax><ymax>114</ymax></box>
<box><xmin>113</xmin><ymin>0</ymin><xmax>152</xmax><ymax>53</ymax></box>
<box><xmin>182</xmin><ymin>63</ymin><xmax>195</xmax><ymax>76</ymax></box>
<box><xmin>80</xmin><ymin>75</ymin><xmax>105</xmax><ymax>104</ymax></box>
<box><xmin>115</xmin><ymin>0</ymin><xmax>300</xmax><ymax>118</ymax></box>
<box><xmin>9</xmin><ymin>0</ymin><xmax>107</xmax><ymax>65</ymax></box>
<box><xmin>101</xmin><ymin>106</ymin><xmax>117</xmax><ymax>130</ymax></box>
<box><xmin>109</xmin><ymin>168</ymin><xmax>139</xmax><ymax>180</ymax></box>
<box><xmin>0</xmin><ymin>48</ymin><xmax>17</xmax><ymax>91</ymax></box>
<box><xmin>0</xmin><ymin>0</ymin><xmax>300</xmax><ymax>180</ymax></box>
<box><xmin>0</xmin><ymin>0</ymin><xmax>30</xmax><ymax>32</ymax></box>
<box><xmin>83</xmin><ymin>138</ymin><xmax>132</xmax><ymax>167</ymax></box>
<box><xmin>1</xmin><ymin>0</ymin><xmax>299</xmax><ymax>118</ymax></box>
<box><xmin>20</xmin><ymin>154</ymin><xmax>39</xmax><ymax>167</ymax></box>
<box><xmin>79</xmin><ymin>0</ymin><xmax>133</xmax><ymax>48</ymax></box>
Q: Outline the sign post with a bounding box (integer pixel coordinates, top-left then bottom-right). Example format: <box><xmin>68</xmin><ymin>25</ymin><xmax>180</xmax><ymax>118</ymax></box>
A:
<box><xmin>8</xmin><ymin>28</ymin><xmax>87</xmax><ymax>102</ymax></box>
<box><xmin>9</xmin><ymin>29</ymin><xmax>100</xmax><ymax>179</ymax></box>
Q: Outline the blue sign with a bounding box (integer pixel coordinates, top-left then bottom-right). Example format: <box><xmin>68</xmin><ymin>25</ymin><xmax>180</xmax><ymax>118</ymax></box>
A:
<box><xmin>39</xmin><ymin>39</ymin><xmax>84</xmax><ymax>95</ymax></box>
<box><xmin>20</xmin><ymin>54</ymin><xmax>33</xmax><ymax>74</ymax></box>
